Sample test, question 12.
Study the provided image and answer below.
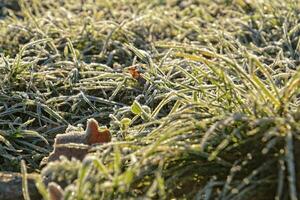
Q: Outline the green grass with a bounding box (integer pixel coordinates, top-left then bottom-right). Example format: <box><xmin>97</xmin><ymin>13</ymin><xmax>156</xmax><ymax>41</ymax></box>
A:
<box><xmin>0</xmin><ymin>0</ymin><xmax>299</xmax><ymax>199</ymax></box>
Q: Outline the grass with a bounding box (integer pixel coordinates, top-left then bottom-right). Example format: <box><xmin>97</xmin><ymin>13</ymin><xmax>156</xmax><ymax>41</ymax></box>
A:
<box><xmin>0</xmin><ymin>0</ymin><xmax>299</xmax><ymax>199</ymax></box>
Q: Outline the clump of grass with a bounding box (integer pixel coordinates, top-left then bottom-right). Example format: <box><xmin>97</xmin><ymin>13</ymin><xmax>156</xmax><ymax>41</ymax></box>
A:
<box><xmin>0</xmin><ymin>0</ymin><xmax>299</xmax><ymax>199</ymax></box>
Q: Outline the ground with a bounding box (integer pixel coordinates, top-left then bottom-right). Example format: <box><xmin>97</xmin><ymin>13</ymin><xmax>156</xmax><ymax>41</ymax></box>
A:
<box><xmin>0</xmin><ymin>0</ymin><xmax>299</xmax><ymax>199</ymax></box>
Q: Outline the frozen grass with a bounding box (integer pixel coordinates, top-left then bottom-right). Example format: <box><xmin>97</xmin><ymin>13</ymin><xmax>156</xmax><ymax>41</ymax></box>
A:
<box><xmin>0</xmin><ymin>0</ymin><xmax>299</xmax><ymax>199</ymax></box>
